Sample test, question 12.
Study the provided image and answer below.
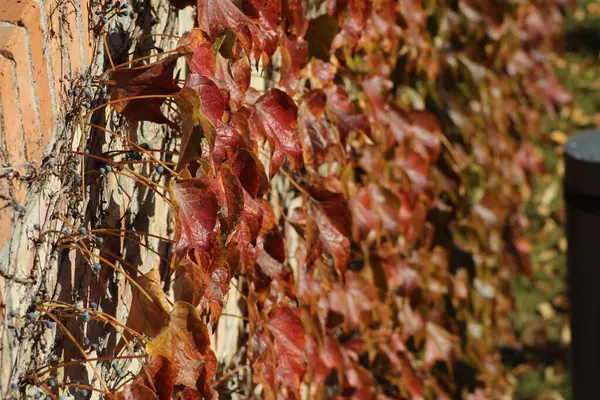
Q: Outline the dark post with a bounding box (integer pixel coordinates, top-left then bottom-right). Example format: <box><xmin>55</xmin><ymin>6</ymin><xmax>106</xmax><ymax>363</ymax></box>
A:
<box><xmin>564</xmin><ymin>129</ymin><xmax>600</xmax><ymax>399</ymax></box>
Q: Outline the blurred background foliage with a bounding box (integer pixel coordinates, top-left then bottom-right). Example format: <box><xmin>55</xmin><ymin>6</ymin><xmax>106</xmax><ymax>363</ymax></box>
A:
<box><xmin>512</xmin><ymin>1</ymin><xmax>600</xmax><ymax>398</ymax></box>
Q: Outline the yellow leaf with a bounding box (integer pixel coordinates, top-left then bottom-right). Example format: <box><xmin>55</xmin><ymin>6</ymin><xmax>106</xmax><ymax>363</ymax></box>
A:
<box><xmin>548</xmin><ymin>130</ymin><xmax>568</xmax><ymax>145</ymax></box>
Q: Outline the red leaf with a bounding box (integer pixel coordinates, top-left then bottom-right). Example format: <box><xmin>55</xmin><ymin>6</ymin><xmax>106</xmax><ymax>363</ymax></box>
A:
<box><xmin>250</xmin><ymin>88</ymin><xmax>301</xmax><ymax>175</ymax></box>
<box><xmin>115</xmin><ymin>384</ymin><xmax>160</xmax><ymax>400</ymax></box>
<box><xmin>171</xmin><ymin>177</ymin><xmax>219</xmax><ymax>257</ymax></box>
<box><xmin>306</xmin><ymin>189</ymin><xmax>352</xmax><ymax>274</ymax></box>
<box><xmin>134</xmin><ymin>355</ymin><xmax>175</xmax><ymax>400</ymax></box>
<box><xmin>197</xmin><ymin>0</ymin><xmax>259</xmax><ymax>55</ymax></box>
<box><xmin>280</xmin><ymin>35</ymin><xmax>309</xmax><ymax>92</ymax></box>
<box><xmin>268</xmin><ymin>306</ymin><xmax>306</xmax><ymax>382</ymax></box>
<box><xmin>328</xmin><ymin>272</ymin><xmax>376</xmax><ymax>329</ymax></box>
<box><xmin>177</xmin><ymin>29</ymin><xmax>215</xmax><ymax>77</ymax></box>
<box><xmin>210</xmin><ymin>166</ymin><xmax>245</xmax><ymax>234</ymax></box>
<box><xmin>214</xmin><ymin>55</ymin><xmax>251</xmax><ymax>112</ymax></box>
<box><xmin>110</xmin><ymin>55</ymin><xmax>180</xmax><ymax>128</ymax></box>
<box><xmin>232</xmin><ymin>148</ymin><xmax>269</xmax><ymax>198</ymax></box>
<box><xmin>324</xmin><ymin>84</ymin><xmax>372</xmax><ymax>144</ymax></box>
<box><xmin>247</xmin><ymin>0</ymin><xmax>282</xmax><ymax>57</ymax></box>
<box><xmin>184</xmin><ymin>74</ymin><xmax>240</xmax><ymax>163</ymax></box>
<box><xmin>185</xmin><ymin>74</ymin><xmax>228</xmax><ymax>126</ymax></box>
<box><xmin>298</xmin><ymin>90</ymin><xmax>342</xmax><ymax>168</ymax></box>
<box><xmin>174</xmin><ymin>251</ymin><xmax>230</xmax><ymax>326</ymax></box>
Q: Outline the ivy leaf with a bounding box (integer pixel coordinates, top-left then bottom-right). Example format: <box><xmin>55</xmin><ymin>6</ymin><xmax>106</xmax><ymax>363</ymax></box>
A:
<box><xmin>185</xmin><ymin>74</ymin><xmax>228</xmax><ymax>126</ymax></box>
<box><xmin>174</xmin><ymin>253</ymin><xmax>230</xmax><ymax>327</ymax></box>
<box><xmin>177</xmin><ymin>29</ymin><xmax>216</xmax><ymax>77</ymax></box>
<box><xmin>146</xmin><ymin>302</ymin><xmax>217</xmax><ymax>395</ymax></box>
<box><xmin>185</xmin><ymin>74</ymin><xmax>240</xmax><ymax>163</ymax></box>
<box><xmin>210</xmin><ymin>165</ymin><xmax>245</xmax><ymax>234</ymax></box>
<box><xmin>175</xmin><ymin>88</ymin><xmax>205</xmax><ymax>170</ymax></box>
<box><xmin>171</xmin><ymin>177</ymin><xmax>219</xmax><ymax>257</ymax></box>
<box><xmin>280</xmin><ymin>35</ymin><xmax>309</xmax><ymax>92</ymax></box>
<box><xmin>134</xmin><ymin>355</ymin><xmax>176</xmax><ymax>400</ymax></box>
<box><xmin>197</xmin><ymin>0</ymin><xmax>259</xmax><ymax>55</ymax></box>
<box><xmin>124</xmin><ymin>267</ymin><xmax>171</xmax><ymax>340</ymax></box>
<box><xmin>324</xmin><ymin>85</ymin><xmax>372</xmax><ymax>144</ymax></box>
<box><xmin>424</xmin><ymin>323</ymin><xmax>457</xmax><ymax>370</ymax></box>
<box><xmin>115</xmin><ymin>384</ymin><xmax>160</xmax><ymax>400</ymax></box>
<box><xmin>267</xmin><ymin>306</ymin><xmax>306</xmax><ymax>386</ymax></box>
<box><xmin>110</xmin><ymin>55</ymin><xmax>180</xmax><ymax>128</ymax></box>
<box><xmin>214</xmin><ymin>55</ymin><xmax>251</xmax><ymax>112</ymax></box>
<box><xmin>250</xmin><ymin>88</ymin><xmax>301</xmax><ymax>175</ymax></box>
<box><xmin>328</xmin><ymin>272</ymin><xmax>376</xmax><ymax>329</ymax></box>
<box><xmin>232</xmin><ymin>148</ymin><xmax>269</xmax><ymax>198</ymax></box>
<box><xmin>306</xmin><ymin>189</ymin><xmax>351</xmax><ymax>274</ymax></box>
<box><xmin>298</xmin><ymin>90</ymin><xmax>342</xmax><ymax>168</ymax></box>
<box><xmin>305</xmin><ymin>14</ymin><xmax>337</xmax><ymax>60</ymax></box>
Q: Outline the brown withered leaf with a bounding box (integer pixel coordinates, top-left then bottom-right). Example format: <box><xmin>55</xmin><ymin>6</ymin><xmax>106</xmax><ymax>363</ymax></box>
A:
<box><xmin>110</xmin><ymin>55</ymin><xmax>180</xmax><ymax>128</ymax></box>
<box><xmin>249</xmin><ymin>89</ymin><xmax>301</xmax><ymax>175</ymax></box>
<box><xmin>125</xmin><ymin>267</ymin><xmax>171</xmax><ymax>337</ymax></box>
<box><xmin>424</xmin><ymin>323</ymin><xmax>457</xmax><ymax>370</ymax></box>
<box><xmin>305</xmin><ymin>14</ymin><xmax>337</xmax><ymax>60</ymax></box>
<box><xmin>146</xmin><ymin>302</ymin><xmax>217</xmax><ymax>395</ymax></box>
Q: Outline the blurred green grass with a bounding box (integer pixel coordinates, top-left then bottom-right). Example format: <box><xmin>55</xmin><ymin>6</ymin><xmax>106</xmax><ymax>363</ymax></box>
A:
<box><xmin>512</xmin><ymin>1</ymin><xmax>600</xmax><ymax>399</ymax></box>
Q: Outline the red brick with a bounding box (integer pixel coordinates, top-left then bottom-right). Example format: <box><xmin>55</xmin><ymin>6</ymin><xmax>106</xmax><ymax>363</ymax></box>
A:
<box><xmin>0</xmin><ymin>56</ymin><xmax>26</xmax><ymax>167</ymax></box>
<box><xmin>0</xmin><ymin>25</ymin><xmax>43</xmax><ymax>162</ymax></box>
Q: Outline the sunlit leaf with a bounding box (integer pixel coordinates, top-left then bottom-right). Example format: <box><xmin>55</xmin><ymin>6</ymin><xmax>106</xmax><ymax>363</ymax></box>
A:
<box><xmin>249</xmin><ymin>89</ymin><xmax>301</xmax><ymax>175</ymax></box>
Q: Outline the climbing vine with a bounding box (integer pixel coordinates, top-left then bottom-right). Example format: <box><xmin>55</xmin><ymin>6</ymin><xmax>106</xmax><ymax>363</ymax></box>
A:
<box><xmin>13</xmin><ymin>0</ymin><xmax>572</xmax><ymax>399</ymax></box>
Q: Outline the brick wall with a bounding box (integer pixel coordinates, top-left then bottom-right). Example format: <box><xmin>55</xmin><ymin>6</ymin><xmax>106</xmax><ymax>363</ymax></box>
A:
<box><xmin>0</xmin><ymin>0</ymin><xmax>91</xmax><ymax>248</ymax></box>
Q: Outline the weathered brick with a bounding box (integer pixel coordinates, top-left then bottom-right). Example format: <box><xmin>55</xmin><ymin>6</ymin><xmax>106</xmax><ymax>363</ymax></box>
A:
<box><xmin>0</xmin><ymin>56</ymin><xmax>26</xmax><ymax>167</ymax></box>
<box><xmin>0</xmin><ymin>25</ymin><xmax>43</xmax><ymax>162</ymax></box>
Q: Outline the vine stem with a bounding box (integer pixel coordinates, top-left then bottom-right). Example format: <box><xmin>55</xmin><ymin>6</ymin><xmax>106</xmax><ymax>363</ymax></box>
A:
<box><xmin>439</xmin><ymin>133</ymin><xmax>465</xmax><ymax>171</ymax></box>
<box><xmin>63</xmin><ymin>243</ymin><xmax>156</xmax><ymax>306</ymax></box>
<box><xmin>99</xmin><ymin>49</ymin><xmax>180</xmax><ymax>78</ymax></box>
<box><xmin>36</xmin><ymin>355</ymin><xmax>147</xmax><ymax>376</ymax></box>
<box><xmin>220</xmin><ymin>313</ymin><xmax>248</xmax><ymax>321</ymax></box>
<box><xmin>212</xmin><ymin>365</ymin><xmax>251</xmax><ymax>387</ymax></box>
<box><xmin>84</xmin><ymin>94</ymin><xmax>177</xmax><ymax>118</ymax></box>
<box><xmin>278</xmin><ymin>168</ymin><xmax>307</xmax><ymax>195</ymax></box>
<box><xmin>92</xmin><ymin>228</ymin><xmax>175</xmax><ymax>243</ymax></box>
<box><xmin>86</xmin><ymin>231</ymin><xmax>174</xmax><ymax>267</ymax></box>
<box><xmin>114</xmin><ymin>169</ymin><xmax>172</xmax><ymax>206</ymax></box>
<box><xmin>103</xmin><ymin>33</ymin><xmax>115</xmax><ymax>70</ymax></box>
<box><xmin>37</xmin><ymin>308</ymin><xmax>112</xmax><ymax>396</ymax></box>
<box><xmin>85</xmin><ymin>122</ymin><xmax>178</xmax><ymax>176</ymax></box>
<box><xmin>71</xmin><ymin>150</ymin><xmax>171</xmax><ymax>193</ymax></box>
<box><xmin>42</xmin><ymin>301</ymin><xmax>147</xmax><ymax>344</ymax></box>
